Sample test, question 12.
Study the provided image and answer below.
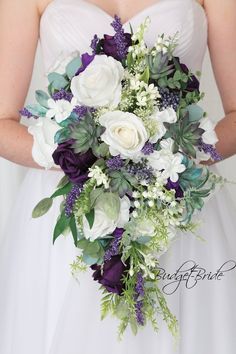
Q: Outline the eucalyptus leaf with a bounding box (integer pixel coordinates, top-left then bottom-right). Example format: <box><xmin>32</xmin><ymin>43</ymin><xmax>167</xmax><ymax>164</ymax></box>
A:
<box><xmin>32</xmin><ymin>198</ymin><xmax>53</xmax><ymax>218</ymax></box>
<box><xmin>66</xmin><ymin>56</ymin><xmax>82</xmax><ymax>79</ymax></box>
<box><xmin>184</xmin><ymin>104</ymin><xmax>204</xmax><ymax>122</ymax></box>
<box><xmin>35</xmin><ymin>90</ymin><xmax>50</xmax><ymax>108</ymax></box>
<box><xmin>48</xmin><ymin>72</ymin><xmax>69</xmax><ymax>90</ymax></box>
<box><xmin>26</xmin><ymin>104</ymin><xmax>48</xmax><ymax>117</ymax></box>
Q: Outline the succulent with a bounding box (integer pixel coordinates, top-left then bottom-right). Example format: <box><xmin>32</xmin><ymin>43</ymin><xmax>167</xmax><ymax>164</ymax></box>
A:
<box><xmin>146</xmin><ymin>52</ymin><xmax>175</xmax><ymax>81</ymax></box>
<box><xmin>70</xmin><ymin>113</ymin><xmax>104</xmax><ymax>154</ymax></box>
<box><xmin>164</xmin><ymin>111</ymin><xmax>204</xmax><ymax>158</ymax></box>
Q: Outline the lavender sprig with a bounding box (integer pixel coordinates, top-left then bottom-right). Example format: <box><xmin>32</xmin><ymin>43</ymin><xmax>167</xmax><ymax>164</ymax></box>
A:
<box><xmin>19</xmin><ymin>107</ymin><xmax>37</xmax><ymax>119</ymax></box>
<box><xmin>52</xmin><ymin>89</ymin><xmax>73</xmax><ymax>102</ymax></box>
<box><xmin>141</xmin><ymin>142</ymin><xmax>155</xmax><ymax>156</ymax></box>
<box><xmin>106</xmin><ymin>155</ymin><xmax>124</xmax><ymax>170</ymax></box>
<box><xmin>65</xmin><ymin>184</ymin><xmax>83</xmax><ymax>218</ymax></box>
<box><xmin>198</xmin><ymin>139</ymin><xmax>223</xmax><ymax>162</ymax></box>
<box><xmin>111</xmin><ymin>15</ymin><xmax>128</xmax><ymax>60</ymax></box>
<box><xmin>104</xmin><ymin>228</ymin><xmax>124</xmax><ymax>261</ymax></box>
<box><xmin>90</xmin><ymin>34</ymin><xmax>99</xmax><ymax>54</ymax></box>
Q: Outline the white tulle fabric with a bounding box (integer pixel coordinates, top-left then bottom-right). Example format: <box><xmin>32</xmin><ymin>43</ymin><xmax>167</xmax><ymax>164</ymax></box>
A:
<box><xmin>1</xmin><ymin>1</ymin><xmax>236</xmax><ymax>353</ymax></box>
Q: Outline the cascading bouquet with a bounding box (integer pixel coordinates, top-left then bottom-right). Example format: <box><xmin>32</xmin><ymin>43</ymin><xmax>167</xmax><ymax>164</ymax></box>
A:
<box><xmin>21</xmin><ymin>16</ymin><xmax>224</xmax><ymax>338</ymax></box>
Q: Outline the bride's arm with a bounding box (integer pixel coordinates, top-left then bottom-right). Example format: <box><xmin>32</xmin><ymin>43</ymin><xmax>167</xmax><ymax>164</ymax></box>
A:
<box><xmin>204</xmin><ymin>0</ymin><xmax>236</xmax><ymax>161</ymax></box>
<box><xmin>0</xmin><ymin>0</ymin><xmax>51</xmax><ymax>169</ymax></box>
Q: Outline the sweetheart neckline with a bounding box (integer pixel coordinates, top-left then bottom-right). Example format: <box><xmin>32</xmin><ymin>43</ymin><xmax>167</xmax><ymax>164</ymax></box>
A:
<box><xmin>40</xmin><ymin>0</ymin><xmax>206</xmax><ymax>28</ymax></box>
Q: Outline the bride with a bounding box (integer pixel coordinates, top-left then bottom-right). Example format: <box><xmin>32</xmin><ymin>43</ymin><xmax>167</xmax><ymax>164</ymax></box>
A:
<box><xmin>0</xmin><ymin>0</ymin><xmax>236</xmax><ymax>353</ymax></box>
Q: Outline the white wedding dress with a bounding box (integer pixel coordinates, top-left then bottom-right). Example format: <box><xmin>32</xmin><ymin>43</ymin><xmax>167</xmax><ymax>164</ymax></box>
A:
<box><xmin>0</xmin><ymin>0</ymin><xmax>236</xmax><ymax>353</ymax></box>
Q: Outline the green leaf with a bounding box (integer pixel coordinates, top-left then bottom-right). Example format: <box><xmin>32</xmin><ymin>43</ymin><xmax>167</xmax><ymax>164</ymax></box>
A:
<box><xmin>66</xmin><ymin>56</ymin><xmax>82</xmax><ymax>79</ymax></box>
<box><xmin>35</xmin><ymin>90</ymin><xmax>50</xmax><ymax>108</ymax></box>
<box><xmin>140</xmin><ymin>66</ymin><xmax>150</xmax><ymax>84</ymax></box>
<box><xmin>54</xmin><ymin>127</ymin><xmax>72</xmax><ymax>144</ymax></box>
<box><xmin>92</xmin><ymin>142</ymin><xmax>109</xmax><ymax>158</ymax></box>
<box><xmin>26</xmin><ymin>104</ymin><xmax>48</xmax><ymax>117</ymax></box>
<box><xmin>69</xmin><ymin>216</ymin><xmax>78</xmax><ymax>246</ymax></box>
<box><xmin>127</xmin><ymin>51</ymin><xmax>134</xmax><ymax>69</ymax></box>
<box><xmin>32</xmin><ymin>198</ymin><xmax>53</xmax><ymax>218</ymax></box>
<box><xmin>56</xmin><ymin>175</ymin><xmax>69</xmax><ymax>189</ymax></box>
<box><xmin>53</xmin><ymin>212</ymin><xmax>70</xmax><ymax>243</ymax></box>
<box><xmin>51</xmin><ymin>182</ymin><xmax>72</xmax><ymax>198</ymax></box>
<box><xmin>130</xmin><ymin>317</ymin><xmax>138</xmax><ymax>335</ymax></box>
<box><xmin>85</xmin><ymin>208</ymin><xmax>95</xmax><ymax>229</ymax></box>
<box><xmin>48</xmin><ymin>72</ymin><xmax>69</xmax><ymax>90</ymax></box>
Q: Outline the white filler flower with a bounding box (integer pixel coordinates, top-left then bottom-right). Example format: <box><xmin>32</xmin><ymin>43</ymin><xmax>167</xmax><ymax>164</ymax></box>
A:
<box><xmin>46</xmin><ymin>97</ymin><xmax>77</xmax><ymax>124</ymax></box>
<box><xmin>99</xmin><ymin>110</ymin><xmax>148</xmax><ymax>159</ymax></box>
<box><xmin>71</xmin><ymin>55</ymin><xmax>124</xmax><ymax>108</ymax></box>
<box><xmin>28</xmin><ymin>117</ymin><xmax>60</xmax><ymax>169</ymax></box>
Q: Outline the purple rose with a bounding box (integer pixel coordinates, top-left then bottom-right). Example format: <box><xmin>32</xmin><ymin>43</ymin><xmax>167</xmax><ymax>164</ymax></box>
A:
<box><xmin>75</xmin><ymin>53</ymin><xmax>95</xmax><ymax>76</ymax></box>
<box><xmin>101</xmin><ymin>33</ymin><xmax>132</xmax><ymax>61</ymax></box>
<box><xmin>165</xmin><ymin>178</ymin><xmax>184</xmax><ymax>199</ymax></box>
<box><xmin>52</xmin><ymin>140</ymin><xmax>97</xmax><ymax>184</ymax></box>
<box><xmin>91</xmin><ymin>255</ymin><xmax>129</xmax><ymax>295</ymax></box>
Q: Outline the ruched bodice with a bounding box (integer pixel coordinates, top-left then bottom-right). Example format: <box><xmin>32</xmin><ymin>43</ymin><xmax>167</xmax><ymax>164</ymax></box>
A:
<box><xmin>40</xmin><ymin>0</ymin><xmax>207</xmax><ymax>74</ymax></box>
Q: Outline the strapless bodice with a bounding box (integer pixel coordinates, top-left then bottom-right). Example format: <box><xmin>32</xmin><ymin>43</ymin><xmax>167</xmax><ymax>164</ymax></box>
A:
<box><xmin>40</xmin><ymin>0</ymin><xmax>207</xmax><ymax>74</ymax></box>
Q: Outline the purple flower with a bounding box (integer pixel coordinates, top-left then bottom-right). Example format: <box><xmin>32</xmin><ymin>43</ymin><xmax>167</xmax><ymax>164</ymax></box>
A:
<box><xmin>75</xmin><ymin>53</ymin><xmax>95</xmax><ymax>76</ymax></box>
<box><xmin>72</xmin><ymin>106</ymin><xmax>92</xmax><ymax>119</ymax></box>
<box><xmin>198</xmin><ymin>139</ymin><xmax>222</xmax><ymax>162</ymax></box>
<box><xmin>90</xmin><ymin>34</ymin><xmax>99</xmax><ymax>54</ymax></box>
<box><xmin>106</xmin><ymin>155</ymin><xmax>124</xmax><ymax>170</ymax></box>
<box><xmin>100</xmin><ymin>16</ymin><xmax>132</xmax><ymax>61</ymax></box>
<box><xmin>65</xmin><ymin>184</ymin><xmax>83</xmax><ymax>218</ymax></box>
<box><xmin>135</xmin><ymin>300</ymin><xmax>145</xmax><ymax>326</ymax></box>
<box><xmin>52</xmin><ymin>140</ymin><xmax>97</xmax><ymax>184</ymax></box>
<box><xmin>141</xmin><ymin>142</ymin><xmax>155</xmax><ymax>155</ymax></box>
<box><xmin>19</xmin><ymin>107</ymin><xmax>36</xmax><ymax>119</ymax></box>
<box><xmin>165</xmin><ymin>178</ymin><xmax>184</xmax><ymax>198</ymax></box>
<box><xmin>91</xmin><ymin>255</ymin><xmax>129</xmax><ymax>295</ymax></box>
<box><xmin>104</xmin><ymin>228</ymin><xmax>124</xmax><ymax>261</ymax></box>
<box><xmin>52</xmin><ymin>89</ymin><xmax>73</xmax><ymax>102</ymax></box>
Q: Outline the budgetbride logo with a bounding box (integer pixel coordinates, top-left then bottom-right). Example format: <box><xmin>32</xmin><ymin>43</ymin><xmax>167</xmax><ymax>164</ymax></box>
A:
<box><xmin>156</xmin><ymin>260</ymin><xmax>236</xmax><ymax>295</ymax></box>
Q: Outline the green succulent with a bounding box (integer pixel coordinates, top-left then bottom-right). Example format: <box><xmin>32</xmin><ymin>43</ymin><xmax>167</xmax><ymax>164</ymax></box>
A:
<box><xmin>70</xmin><ymin>113</ymin><xmax>104</xmax><ymax>154</ymax></box>
<box><xmin>146</xmin><ymin>52</ymin><xmax>175</xmax><ymax>81</ymax></box>
<box><xmin>164</xmin><ymin>111</ymin><xmax>204</xmax><ymax>158</ymax></box>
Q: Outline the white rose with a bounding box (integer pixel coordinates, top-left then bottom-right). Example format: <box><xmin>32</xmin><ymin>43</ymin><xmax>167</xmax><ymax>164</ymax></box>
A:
<box><xmin>83</xmin><ymin>196</ymin><xmax>130</xmax><ymax>241</ymax></box>
<box><xmin>70</xmin><ymin>55</ymin><xmax>124</xmax><ymax>108</ymax></box>
<box><xmin>46</xmin><ymin>97</ymin><xmax>77</xmax><ymax>124</ymax></box>
<box><xmin>46</xmin><ymin>50</ymin><xmax>80</xmax><ymax>75</ymax></box>
<box><xmin>99</xmin><ymin>111</ymin><xmax>148</xmax><ymax>159</ymax></box>
<box><xmin>199</xmin><ymin>117</ymin><xmax>218</xmax><ymax>145</ymax></box>
<box><xmin>28</xmin><ymin>118</ymin><xmax>60</xmax><ymax>169</ymax></box>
